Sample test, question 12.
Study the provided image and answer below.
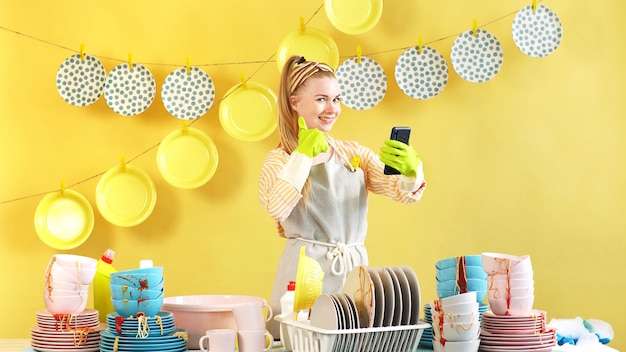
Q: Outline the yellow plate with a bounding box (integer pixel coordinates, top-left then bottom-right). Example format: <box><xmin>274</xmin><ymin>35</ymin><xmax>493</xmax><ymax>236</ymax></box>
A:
<box><xmin>96</xmin><ymin>164</ymin><xmax>156</xmax><ymax>227</ymax></box>
<box><xmin>325</xmin><ymin>0</ymin><xmax>383</xmax><ymax>35</ymax></box>
<box><xmin>276</xmin><ymin>26</ymin><xmax>339</xmax><ymax>72</ymax></box>
<box><xmin>34</xmin><ymin>189</ymin><xmax>94</xmax><ymax>250</ymax></box>
<box><xmin>157</xmin><ymin>127</ymin><xmax>219</xmax><ymax>189</ymax></box>
<box><xmin>219</xmin><ymin>81</ymin><xmax>277</xmax><ymax>142</ymax></box>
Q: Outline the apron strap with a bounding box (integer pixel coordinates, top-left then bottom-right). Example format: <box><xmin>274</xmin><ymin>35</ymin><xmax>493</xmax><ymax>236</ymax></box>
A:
<box><xmin>295</xmin><ymin>238</ymin><xmax>364</xmax><ymax>277</ymax></box>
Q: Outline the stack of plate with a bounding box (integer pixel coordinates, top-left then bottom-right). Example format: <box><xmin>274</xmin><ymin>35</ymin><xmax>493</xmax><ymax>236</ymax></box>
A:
<box><xmin>479</xmin><ymin>310</ymin><xmax>556</xmax><ymax>351</ymax></box>
<box><xmin>105</xmin><ymin>311</ymin><xmax>177</xmax><ymax>337</ymax></box>
<box><xmin>31</xmin><ymin>309</ymin><xmax>105</xmax><ymax>352</ymax></box>
<box><xmin>419</xmin><ymin>303</ymin><xmax>489</xmax><ymax>348</ymax></box>
<box><xmin>101</xmin><ymin>311</ymin><xmax>187</xmax><ymax>352</ymax></box>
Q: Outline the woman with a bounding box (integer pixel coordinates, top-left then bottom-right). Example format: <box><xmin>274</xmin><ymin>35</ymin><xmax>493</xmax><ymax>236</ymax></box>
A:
<box><xmin>258</xmin><ymin>55</ymin><xmax>426</xmax><ymax>336</ymax></box>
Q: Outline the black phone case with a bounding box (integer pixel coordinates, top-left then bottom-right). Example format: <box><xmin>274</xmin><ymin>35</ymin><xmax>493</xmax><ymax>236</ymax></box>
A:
<box><xmin>384</xmin><ymin>127</ymin><xmax>411</xmax><ymax>175</ymax></box>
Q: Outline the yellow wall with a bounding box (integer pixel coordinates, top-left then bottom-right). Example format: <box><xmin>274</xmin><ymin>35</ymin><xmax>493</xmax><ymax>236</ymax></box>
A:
<box><xmin>1</xmin><ymin>1</ymin><xmax>624</xmax><ymax>349</ymax></box>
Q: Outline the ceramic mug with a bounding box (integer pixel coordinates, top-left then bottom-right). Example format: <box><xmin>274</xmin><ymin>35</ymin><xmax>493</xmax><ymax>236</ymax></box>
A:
<box><xmin>198</xmin><ymin>329</ymin><xmax>236</xmax><ymax>352</ymax></box>
<box><xmin>232</xmin><ymin>301</ymin><xmax>272</xmax><ymax>330</ymax></box>
<box><xmin>237</xmin><ymin>329</ymin><xmax>273</xmax><ymax>352</ymax></box>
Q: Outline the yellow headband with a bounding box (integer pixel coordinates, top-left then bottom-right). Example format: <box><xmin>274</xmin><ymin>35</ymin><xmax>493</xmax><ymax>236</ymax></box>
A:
<box><xmin>289</xmin><ymin>58</ymin><xmax>334</xmax><ymax>94</ymax></box>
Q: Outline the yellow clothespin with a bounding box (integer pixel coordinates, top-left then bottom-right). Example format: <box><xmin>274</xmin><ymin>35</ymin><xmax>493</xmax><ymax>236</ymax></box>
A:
<box><xmin>128</xmin><ymin>52</ymin><xmax>134</xmax><ymax>71</ymax></box>
<box><xmin>417</xmin><ymin>36</ymin><xmax>423</xmax><ymax>54</ymax></box>
<box><xmin>186</xmin><ymin>56</ymin><xmax>191</xmax><ymax>75</ymax></box>
<box><xmin>120</xmin><ymin>155</ymin><xmax>126</xmax><ymax>173</ymax></box>
<box><xmin>532</xmin><ymin>0</ymin><xmax>537</xmax><ymax>11</ymax></box>
<box><xmin>80</xmin><ymin>43</ymin><xmax>85</xmax><ymax>61</ymax></box>
<box><xmin>60</xmin><ymin>179</ymin><xmax>65</xmax><ymax>196</ymax></box>
<box><xmin>356</xmin><ymin>45</ymin><xmax>362</xmax><ymax>64</ymax></box>
<box><xmin>240</xmin><ymin>72</ymin><xmax>247</xmax><ymax>89</ymax></box>
<box><xmin>182</xmin><ymin>120</ymin><xmax>188</xmax><ymax>135</ymax></box>
<box><xmin>472</xmin><ymin>19</ymin><xmax>478</xmax><ymax>37</ymax></box>
<box><xmin>299</xmin><ymin>17</ymin><xmax>305</xmax><ymax>34</ymax></box>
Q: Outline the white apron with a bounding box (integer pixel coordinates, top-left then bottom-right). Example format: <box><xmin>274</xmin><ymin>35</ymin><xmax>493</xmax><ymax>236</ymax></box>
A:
<box><xmin>267</xmin><ymin>152</ymin><xmax>369</xmax><ymax>337</ymax></box>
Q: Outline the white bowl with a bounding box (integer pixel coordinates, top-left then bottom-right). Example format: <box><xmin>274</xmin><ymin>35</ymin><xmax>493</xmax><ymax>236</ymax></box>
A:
<box><xmin>432</xmin><ymin>311</ymin><xmax>479</xmax><ymax>325</ymax></box>
<box><xmin>481</xmin><ymin>252</ymin><xmax>532</xmax><ymax>276</ymax></box>
<box><xmin>487</xmin><ymin>277</ymin><xmax>534</xmax><ymax>290</ymax></box>
<box><xmin>44</xmin><ymin>286</ymin><xmax>89</xmax><ymax>297</ymax></box>
<box><xmin>440</xmin><ymin>292</ymin><xmax>476</xmax><ymax>306</ymax></box>
<box><xmin>433</xmin><ymin>319</ymin><xmax>480</xmax><ymax>342</ymax></box>
<box><xmin>52</xmin><ymin>254</ymin><xmax>97</xmax><ymax>270</ymax></box>
<box><xmin>433</xmin><ymin>339</ymin><xmax>480</xmax><ymax>352</ymax></box>
<box><xmin>161</xmin><ymin>295</ymin><xmax>272</xmax><ymax>350</ymax></box>
<box><xmin>488</xmin><ymin>286</ymin><xmax>535</xmax><ymax>300</ymax></box>
<box><xmin>43</xmin><ymin>294</ymin><xmax>87</xmax><ymax>315</ymax></box>
<box><xmin>488</xmin><ymin>295</ymin><xmax>534</xmax><ymax>316</ymax></box>
<box><xmin>431</xmin><ymin>301</ymin><xmax>479</xmax><ymax>315</ymax></box>
<box><xmin>45</xmin><ymin>261</ymin><xmax>96</xmax><ymax>285</ymax></box>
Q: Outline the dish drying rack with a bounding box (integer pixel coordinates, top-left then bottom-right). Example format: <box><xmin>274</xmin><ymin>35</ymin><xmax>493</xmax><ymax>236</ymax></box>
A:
<box><xmin>276</xmin><ymin>315</ymin><xmax>430</xmax><ymax>352</ymax></box>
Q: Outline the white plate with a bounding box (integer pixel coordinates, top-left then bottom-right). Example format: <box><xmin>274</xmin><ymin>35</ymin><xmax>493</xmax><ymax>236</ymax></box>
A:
<box><xmin>451</xmin><ymin>29</ymin><xmax>504</xmax><ymax>83</ymax></box>
<box><xmin>512</xmin><ymin>4</ymin><xmax>563</xmax><ymax>58</ymax></box>
<box><xmin>309</xmin><ymin>294</ymin><xmax>339</xmax><ymax>330</ymax></box>
<box><xmin>377</xmin><ymin>267</ymin><xmax>395</xmax><ymax>327</ymax></box>
<box><xmin>401</xmin><ymin>265</ymin><xmax>421</xmax><ymax>325</ymax></box>
<box><xmin>335</xmin><ymin>56</ymin><xmax>387</xmax><ymax>110</ymax></box>
<box><xmin>390</xmin><ymin>266</ymin><xmax>412</xmax><ymax>325</ymax></box>
<box><xmin>385</xmin><ymin>267</ymin><xmax>403</xmax><ymax>326</ymax></box>
<box><xmin>161</xmin><ymin>66</ymin><xmax>216</xmax><ymax>120</ymax></box>
<box><xmin>56</xmin><ymin>54</ymin><xmax>106</xmax><ymax>107</ymax></box>
<box><xmin>394</xmin><ymin>46</ymin><xmax>448</xmax><ymax>100</ymax></box>
<box><xmin>104</xmin><ymin>62</ymin><xmax>156</xmax><ymax>116</ymax></box>
<box><xmin>366</xmin><ymin>266</ymin><xmax>385</xmax><ymax>327</ymax></box>
<box><xmin>342</xmin><ymin>266</ymin><xmax>375</xmax><ymax>328</ymax></box>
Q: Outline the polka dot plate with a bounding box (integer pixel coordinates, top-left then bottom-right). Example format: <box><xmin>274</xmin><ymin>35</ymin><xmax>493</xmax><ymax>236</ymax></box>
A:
<box><xmin>394</xmin><ymin>46</ymin><xmax>448</xmax><ymax>100</ymax></box>
<box><xmin>104</xmin><ymin>62</ymin><xmax>156</xmax><ymax>116</ymax></box>
<box><xmin>335</xmin><ymin>56</ymin><xmax>387</xmax><ymax>110</ymax></box>
<box><xmin>161</xmin><ymin>66</ymin><xmax>216</xmax><ymax>120</ymax></box>
<box><xmin>512</xmin><ymin>4</ymin><xmax>563</xmax><ymax>58</ymax></box>
<box><xmin>451</xmin><ymin>29</ymin><xmax>504</xmax><ymax>83</ymax></box>
<box><xmin>56</xmin><ymin>54</ymin><xmax>106</xmax><ymax>107</ymax></box>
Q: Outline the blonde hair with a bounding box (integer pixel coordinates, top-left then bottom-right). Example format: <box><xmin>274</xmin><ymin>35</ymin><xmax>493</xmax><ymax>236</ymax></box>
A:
<box><xmin>277</xmin><ymin>55</ymin><xmax>336</xmax><ymax>201</ymax></box>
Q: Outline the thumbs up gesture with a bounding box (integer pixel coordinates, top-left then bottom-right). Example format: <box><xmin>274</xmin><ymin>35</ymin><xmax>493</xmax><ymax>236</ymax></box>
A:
<box><xmin>294</xmin><ymin>117</ymin><xmax>329</xmax><ymax>158</ymax></box>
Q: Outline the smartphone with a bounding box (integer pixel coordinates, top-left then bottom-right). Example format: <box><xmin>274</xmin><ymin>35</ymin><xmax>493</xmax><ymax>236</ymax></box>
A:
<box><xmin>384</xmin><ymin>126</ymin><xmax>411</xmax><ymax>175</ymax></box>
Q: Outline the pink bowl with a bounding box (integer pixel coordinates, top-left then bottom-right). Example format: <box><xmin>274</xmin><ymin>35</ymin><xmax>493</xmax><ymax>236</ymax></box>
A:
<box><xmin>488</xmin><ymin>295</ymin><xmax>534</xmax><ymax>316</ymax></box>
<box><xmin>487</xmin><ymin>277</ymin><xmax>534</xmax><ymax>290</ymax></box>
<box><xmin>488</xmin><ymin>286</ymin><xmax>535</xmax><ymax>300</ymax></box>
<box><xmin>162</xmin><ymin>295</ymin><xmax>272</xmax><ymax>350</ymax></box>
<box><xmin>481</xmin><ymin>252</ymin><xmax>532</xmax><ymax>276</ymax></box>
<box><xmin>43</xmin><ymin>294</ymin><xmax>87</xmax><ymax>315</ymax></box>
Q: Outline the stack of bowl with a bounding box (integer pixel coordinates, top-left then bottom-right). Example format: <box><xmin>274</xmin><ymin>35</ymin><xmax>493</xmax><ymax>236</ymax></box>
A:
<box><xmin>435</xmin><ymin>255</ymin><xmax>487</xmax><ymax>303</ymax></box>
<box><xmin>481</xmin><ymin>252</ymin><xmax>534</xmax><ymax>316</ymax></box>
<box><xmin>43</xmin><ymin>254</ymin><xmax>97</xmax><ymax>315</ymax></box>
<box><xmin>110</xmin><ymin>266</ymin><xmax>164</xmax><ymax>317</ymax></box>
<box><xmin>429</xmin><ymin>292</ymin><xmax>481</xmax><ymax>352</ymax></box>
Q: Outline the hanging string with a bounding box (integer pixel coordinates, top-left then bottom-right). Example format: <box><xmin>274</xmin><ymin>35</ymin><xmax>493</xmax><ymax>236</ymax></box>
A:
<box><xmin>0</xmin><ymin>1</ymin><xmax>543</xmax><ymax>205</ymax></box>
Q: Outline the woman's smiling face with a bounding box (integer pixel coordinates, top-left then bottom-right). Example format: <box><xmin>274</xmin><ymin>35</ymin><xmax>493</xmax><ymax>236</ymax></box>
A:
<box><xmin>290</xmin><ymin>75</ymin><xmax>342</xmax><ymax>133</ymax></box>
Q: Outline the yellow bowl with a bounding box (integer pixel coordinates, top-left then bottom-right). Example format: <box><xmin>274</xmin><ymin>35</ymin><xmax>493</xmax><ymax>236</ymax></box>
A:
<box><xmin>294</xmin><ymin>246</ymin><xmax>325</xmax><ymax>312</ymax></box>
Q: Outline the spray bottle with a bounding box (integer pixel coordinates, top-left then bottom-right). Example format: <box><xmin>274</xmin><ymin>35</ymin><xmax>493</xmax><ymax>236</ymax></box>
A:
<box><xmin>94</xmin><ymin>249</ymin><xmax>117</xmax><ymax>322</ymax></box>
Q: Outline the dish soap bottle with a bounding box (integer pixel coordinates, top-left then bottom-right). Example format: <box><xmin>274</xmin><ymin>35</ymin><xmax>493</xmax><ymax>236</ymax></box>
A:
<box><xmin>279</xmin><ymin>281</ymin><xmax>296</xmax><ymax>345</ymax></box>
<box><xmin>94</xmin><ymin>249</ymin><xmax>117</xmax><ymax>322</ymax></box>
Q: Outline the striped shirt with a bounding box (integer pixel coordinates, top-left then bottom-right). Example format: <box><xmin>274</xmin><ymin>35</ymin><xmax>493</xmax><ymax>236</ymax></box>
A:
<box><xmin>258</xmin><ymin>136</ymin><xmax>426</xmax><ymax>237</ymax></box>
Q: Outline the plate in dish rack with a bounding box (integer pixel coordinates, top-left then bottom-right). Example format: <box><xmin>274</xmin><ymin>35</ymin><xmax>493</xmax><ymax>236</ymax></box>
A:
<box><xmin>342</xmin><ymin>266</ymin><xmax>375</xmax><ymax>328</ymax></box>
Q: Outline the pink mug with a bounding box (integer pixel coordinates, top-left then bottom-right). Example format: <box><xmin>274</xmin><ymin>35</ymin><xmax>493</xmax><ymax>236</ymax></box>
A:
<box><xmin>237</xmin><ymin>329</ymin><xmax>273</xmax><ymax>352</ymax></box>
<box><xmin>198</xmin><ymin>329</ymin><xmax>236</xmax><ymax>352</ymax></box>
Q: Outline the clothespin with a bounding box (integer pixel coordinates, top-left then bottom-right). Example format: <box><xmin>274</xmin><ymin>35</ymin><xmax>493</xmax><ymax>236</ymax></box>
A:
<box><xmin>417</xmin><ymin>36</ymin><xmax>423</xmax><ymax>54</ymax></box>
<box><xmin>532</xmin><ymin>0</ymin><xmax>537</xmax><ymax>11</ymax></box>
<box><xmin>240</xmin><ymin>72</ymin><xmax>247</xmax><ymax>89</ymax></box>
<box><xmin>128</xmin><ymin>52</ymin><xmax>134</xmax><ymax>71</ymax></box>
<box><xmin>186</xmin><ymin>56</ymin><xmax>191</xmax><ymax>75</ymax></box>
<box><xmin>60</xmin><ymin>179</ymin><xmax>65</xmax><ymax>196</ymax></box>
<box><xmin>182</xmin><ymin>120</ymin><xmax>188</xmax><ymax>135</ymax></box>
<box><xmin>472</xmin><ymin>19</ymin><xmax>478</xmax><ymax>37</ymax></box>
<box><xmin>299</xmin><ymin>17</ymin><xmax>305</xmax><ymax>34</ymax></box>
<box><xmin>356</xmin><ymin>45</ymin><xmax>362</xmax><ymax>64</ymax></box>
<box><xmin>120</xmin><ymin>155</ymin><xmax>126</xmax><ymax>173</ymax></box>
<box><xmin>80</xmin><ymin>43</ymin><xmax>85</xmax><ymax>61</ymax></box>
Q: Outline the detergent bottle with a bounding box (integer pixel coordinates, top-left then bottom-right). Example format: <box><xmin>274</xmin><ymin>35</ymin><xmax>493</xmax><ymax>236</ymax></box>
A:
<box><xmin>94</xmin><ymin>249</ymin><xmax>117</xmax><ymax>322</ymax></box>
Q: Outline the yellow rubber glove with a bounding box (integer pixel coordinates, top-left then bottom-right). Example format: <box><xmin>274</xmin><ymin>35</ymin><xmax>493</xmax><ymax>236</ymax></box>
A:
<box><xmin>380</xmin><ymin>139</ymin><xmax>421</xmax><ymax>177</ymax></box>
<box><xmin>294</xmin><ymin>117</ymin><xmax>328</xmax><ymax>158</ymax></box>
